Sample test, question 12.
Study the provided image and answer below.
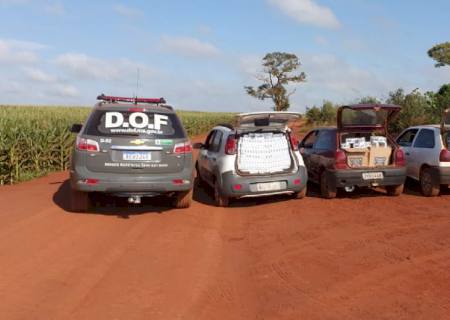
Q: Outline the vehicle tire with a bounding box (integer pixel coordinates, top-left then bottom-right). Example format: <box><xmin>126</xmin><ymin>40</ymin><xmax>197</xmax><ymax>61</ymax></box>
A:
<box><xmin>320</xmin><ymin>171</ymin><xmax>337</xmax><ymax>199</ymax></box>
<box><xmin>195</xmin><ymin>162</ymin><xmax>205</xmax><ymax>187</ymax></box>
<box><xmin>420</xmin><ymin>167</ymin><xmax>440</xmax><ymax>197</ymax></box>
<box><xmin>173</xmin><ymin>189</ymin><xmax>193</xmax><ymax>208</ymax></box>
<box><xmin>293</xmin><ymin>186</ymin><xmax>307</xmax><ymax>199</ymax></box>
<box><xmin>214</xmin><ymin>182</ymin><xmax>229</xmax><ymax>207</ymax></box>
<box><xmin>70</xmin><ymin>189</ymin><xmax>90</xmax><ymax>212</ymax></box>
<box><xmin>385</xmin><ymin>184</ymin><xmax>404</xmax><ymax>196</ymax></box>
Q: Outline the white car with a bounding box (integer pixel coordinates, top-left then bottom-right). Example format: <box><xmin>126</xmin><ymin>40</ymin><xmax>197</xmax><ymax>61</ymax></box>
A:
<box><xmin>195</xmin><ymin>112</ymin><xmax>308</xmax><ymax>206</ymax></box>
<box><xmin>396</xmin><ymin>120</ymin><xmax>450</xmax><ymax>196</ymax></box>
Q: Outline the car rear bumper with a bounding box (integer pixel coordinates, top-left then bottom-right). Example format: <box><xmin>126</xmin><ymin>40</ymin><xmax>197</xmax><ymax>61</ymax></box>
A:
<box><xmin>219</xmin><ymin>166</ymin><xmax>308</xmax><ymax>198</ymax></box>
<box><xmin>70</xmin><ymin>165</ymin><xmax>193</xmax><ymax>194</ymax></box>
<box><xmin>327</xmin><ymin>167</ymin><xmax>406</xmax><ymax>189</ymax></box>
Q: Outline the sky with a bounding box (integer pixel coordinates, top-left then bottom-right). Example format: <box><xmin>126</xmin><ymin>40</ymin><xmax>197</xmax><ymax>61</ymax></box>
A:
<box><xmin>0</xmin><ymin>0</ymin><xmax>449</xmax><ymax>112</ymax></box>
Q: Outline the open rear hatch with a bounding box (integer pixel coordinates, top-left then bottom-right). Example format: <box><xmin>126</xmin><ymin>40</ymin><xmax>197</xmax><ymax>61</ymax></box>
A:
<box><xmin>235</xmin><ymin>112</ymin><xmax>300</xmax><ymax>175</ymax></box>
<box><xmin>337</xmin><ymin>104</ymin><xmax>401</xmax><ymax>168</ymax></box>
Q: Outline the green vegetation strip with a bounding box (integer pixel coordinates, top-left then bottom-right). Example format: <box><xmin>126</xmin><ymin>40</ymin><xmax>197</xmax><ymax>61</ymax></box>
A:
<box><xmin>0</xmin><ymin>106</ymin><xmax>235</xmax><ymax>185</ymax></box>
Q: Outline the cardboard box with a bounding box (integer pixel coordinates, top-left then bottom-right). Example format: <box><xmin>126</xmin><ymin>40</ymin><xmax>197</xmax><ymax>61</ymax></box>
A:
<box><xmin>343</xmin><ymin>147</ymin><xmax>370</xmax><ymax>168</ymax></box>
<box><xmin>369</xmin><ymin>146</ymin><xmax>392</xmax><ymax>167</ymax></box>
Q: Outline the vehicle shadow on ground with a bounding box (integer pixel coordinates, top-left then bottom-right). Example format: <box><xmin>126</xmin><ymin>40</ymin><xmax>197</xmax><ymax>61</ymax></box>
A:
<box><xmin>306</xmin><ymin>182</ymin><xmax>396</xmax><ymax>199</ymax></box>
<box><xmin>53</xmin><ymin>180</ymin><xmax>174</xmax><ymax>218</ymax></box>
<box><xmin>403</xmin><ymin>177</ymin><xmax>450</xmax><ymax>197</ymax></box>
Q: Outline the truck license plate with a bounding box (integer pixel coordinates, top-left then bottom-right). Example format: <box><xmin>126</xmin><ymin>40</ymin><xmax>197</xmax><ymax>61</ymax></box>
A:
<box><xmin>123</xmin><ymin>151</ymin><xmax>151</xmax><ymax>161</ymax></box>
<box><xmin>362</xmin><ymin>172</ymin><xmax>383</xmax><ymax>180</ymax></box>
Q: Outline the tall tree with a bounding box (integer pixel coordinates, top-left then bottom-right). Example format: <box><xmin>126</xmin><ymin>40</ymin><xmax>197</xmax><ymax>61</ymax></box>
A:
<box><xmin>428</xmin><ymin>42</ymin><xmax>450</xmax><ymax>67</ymax></box>
<box><xmin>245</xmin><ymin>52</ymin><xmax>306</xmax><ymax>111</ymax></box>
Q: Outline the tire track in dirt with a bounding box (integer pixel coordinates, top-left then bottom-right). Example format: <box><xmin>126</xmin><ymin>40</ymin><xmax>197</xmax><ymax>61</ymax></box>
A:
<box><xmin>1</xmin><ymin>164</ymin><xmax>450</xmax><ymax>319</ymax></box>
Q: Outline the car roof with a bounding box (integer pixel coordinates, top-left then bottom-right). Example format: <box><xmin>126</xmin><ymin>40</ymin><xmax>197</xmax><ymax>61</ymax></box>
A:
<box><xmin>404</xmin><ymin>124</ymin><xmax>440</xmax><ymax>130</ymax></box>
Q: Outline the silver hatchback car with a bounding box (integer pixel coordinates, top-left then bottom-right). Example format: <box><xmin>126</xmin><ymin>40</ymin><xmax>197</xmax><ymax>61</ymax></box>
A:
<box><xmin>397</xmin><ymin>112</ymin><xmax>450</xmax><ymax>196</ymax></box>
<box><xmin>196</xmin><ymin>112</ymin><xmax>308</xmax><ymax>206</ymax></box>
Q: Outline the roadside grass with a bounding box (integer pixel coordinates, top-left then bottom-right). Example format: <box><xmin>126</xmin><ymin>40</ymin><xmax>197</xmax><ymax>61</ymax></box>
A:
<box><xmin>0</xmin><ymin>105</ymin><xmax>235</xmax><ymax>185</ymax></box>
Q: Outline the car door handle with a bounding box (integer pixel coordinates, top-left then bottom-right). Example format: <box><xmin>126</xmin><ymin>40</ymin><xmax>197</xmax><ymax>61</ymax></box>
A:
<box><xmin>211</xmin><ymin>157</ymin><xmax>216</xmax><ymax>161</ymax></box>
<box><xmin>405</xmin><ymin>152</ymin><xmax>410</xmax><ymax>156</ymax></box>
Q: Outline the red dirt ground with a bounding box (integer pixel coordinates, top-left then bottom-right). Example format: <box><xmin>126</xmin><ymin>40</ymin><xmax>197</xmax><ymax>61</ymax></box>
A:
<box><xmin>1</xmin><ymin>134</ymin><xmax>450</xmax><ymax>319</ymax></box>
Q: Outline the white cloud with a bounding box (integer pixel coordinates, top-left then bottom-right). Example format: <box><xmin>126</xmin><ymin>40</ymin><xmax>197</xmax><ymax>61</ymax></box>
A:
<box><xmin>23</xmin><ymin>67</ymin><xmax>57</xmax><ymax>82</ymax></box>
<box><xmin>160</xmin><ymin>35</ymin><xmax>220</xmax><ymax>58</ymax></box>
<box><xmin>0</xmin><ymin>38</ymin><xmax>45</xmax><ymax>64</ymax></box>
<box><xmin>113</xmin><ymin>3</ymin><xmax>143</xmax><ymax>18</ymax></box>
<box><xmin>197</xmin><ymin>24</ymin><xmax>213</xmax><ymax>35</ymax></box>
<box><xmin>45</xmin><ymin>2</ymin><xmax>65</xmax><ymax>15</ymax></box>
<box><xmin>268</xmin><ymin>0</ymin><xmax>340</xmax><ymax>29</ymax></box>
<box><xmin>314</xmin><ymin>35</ymin><xmax>328</xmax><ymax>46</ymax></box>
<box><xmin>54</xmin><ymin>52</ymin><xmax>156</xmax><ymax>81</ymax></box>
<box><xmin>48</xmin><ymin>84</ymin><xmax>79</xmax><ymax>98</ymax></box>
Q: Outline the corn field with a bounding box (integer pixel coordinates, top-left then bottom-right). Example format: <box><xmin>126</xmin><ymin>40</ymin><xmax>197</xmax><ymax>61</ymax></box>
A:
<box><xmin>0</xmin><ymin>105</ymin><xmax>235</xmax><ymax>185</ymax></box>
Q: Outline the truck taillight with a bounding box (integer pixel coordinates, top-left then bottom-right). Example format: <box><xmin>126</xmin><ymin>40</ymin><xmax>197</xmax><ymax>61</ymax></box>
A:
<box><xmin>440</xmin><ymin>149</ymin><xmax>450</xmax><ymax>162</ymax></box>
<box><xmin>225</xmin><ymin>136</ymin><xmax>237</xmax><ymax>155</ymax></box>
<box><xmin>289</xmin><ymin>134</ymin><xmax>299</xmax><ymax>151</ymax></box>
<box><xmin>76</xmin><ymin>137</ymin><xmax>99</xmax><ymax>152</ymax></box>
<box><xmin>334</xmin><ymin>149</ymin><xmax>348</xmax><ymax>169</ymax></box>
<box><xmin>174</xmin><ymin>142</ymin><xmax>192</xmax><ymax>154</ymax></box>
<box><xmin>394</xmin><ymin>148</ymin><xmax>405</xmax><ymax>166</ymax></box>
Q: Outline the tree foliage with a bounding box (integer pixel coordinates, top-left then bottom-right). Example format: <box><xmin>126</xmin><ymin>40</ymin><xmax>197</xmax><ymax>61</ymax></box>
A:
<box><xmin>305</xmin><ymin>101</ymin><xmax>337</xmax><ymax>125</ymax></box>
<box><xmin>386</xmin><ymin>88</ymin><xmax>433</xmax><ymax>133</ymax></box>
<box><xmin>428</xmin><ymin>42</ymin><xmax>450</xmax><ymax>67</ymax></box>
<box><xmin>245</xmin><ymin>52</ymin><xmax>306</xmax><ymax>111</ymax></box>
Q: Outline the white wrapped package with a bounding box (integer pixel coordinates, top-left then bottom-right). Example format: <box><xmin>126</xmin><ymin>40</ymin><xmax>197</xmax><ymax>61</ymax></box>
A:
<box><xmin>237</xmin><ymin>132</ymin><xmax>292</xmax><ymax>174</ymax></box>
<box><xmin>370</xmin><ymin>136</ymin><xmax>387</xmax><ymax>147</ymax></box>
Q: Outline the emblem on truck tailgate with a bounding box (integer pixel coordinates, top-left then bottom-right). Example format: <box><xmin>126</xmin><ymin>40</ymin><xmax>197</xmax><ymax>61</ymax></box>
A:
<box><xmin>130</xmin><ymin>139</ymin><xmax>149</xmax><ymax>145</ymax></box>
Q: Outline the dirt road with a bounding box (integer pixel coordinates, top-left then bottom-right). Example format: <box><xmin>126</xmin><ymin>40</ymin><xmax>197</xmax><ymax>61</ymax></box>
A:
<box><xmin>1</xmin><ymin>148</ymin><xmax>450</xmax><ymax>319</ymax></box>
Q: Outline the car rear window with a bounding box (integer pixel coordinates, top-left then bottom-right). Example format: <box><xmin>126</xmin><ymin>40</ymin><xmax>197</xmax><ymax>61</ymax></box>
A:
<box><xmin>341</xmin><ymin>109</ymin><xmax>389</xmax><ymax>127</ymax></box>
<box><xmin>84</xmin><ymin>110</ymin><xmax>186</xmax><ymax>138</ymax></box>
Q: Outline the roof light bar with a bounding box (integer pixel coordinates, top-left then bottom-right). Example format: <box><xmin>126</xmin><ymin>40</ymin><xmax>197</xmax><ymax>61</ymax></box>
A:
<box><xmin>97</xmin><ymin>94</ymin><xmax>166</xmax><ymax>104</ymax></box>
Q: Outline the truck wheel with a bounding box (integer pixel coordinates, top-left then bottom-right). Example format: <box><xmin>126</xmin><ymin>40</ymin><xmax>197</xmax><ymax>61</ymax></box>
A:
<box><xmin>293</xmin><ymin>186</ymin><xmax>307</xmax><ymax>199</ymax></box>
<box><xmin>386</xmin><ymin>184</ymin><xmax>404</xmax><ymax>196</ymax></box>
<box><xmin>70</xmin><ymin>189</ymin><xmax>90</xmax><ymax>212</ymax></box>
<box><xmin>214</xmin><ymin>182</ymin><xmax>229</xmax><ymax>207</ymax></box>
<box><xmin>320</xmin><ymin>171</ymin><xmax>337</xmax><ymax>199</ymax></box>
<box><xmin>420</xmin><ymin>168</ymin><xmax>440</xmax><ymax>197</ymax></box>
<box><xmin>174</xmin><ymin>189</ymin><xmax>193</xmax><ymax>208</ymax></box>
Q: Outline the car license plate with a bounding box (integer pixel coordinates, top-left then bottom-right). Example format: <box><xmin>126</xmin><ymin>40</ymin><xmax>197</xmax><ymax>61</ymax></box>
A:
<box><xmin>255</xmin><ymin>181</ymin><xmax>284</xmax><ymax>192</ymax></box>
<box><xmin>123</xmin><ymin>151</ymin><xmax>151</xmax><ymax>161</ymax></box>
<box><xmin>362</xmin><ymin>172</ymin><xmax>383</xmax><ymax>180</ymax></box>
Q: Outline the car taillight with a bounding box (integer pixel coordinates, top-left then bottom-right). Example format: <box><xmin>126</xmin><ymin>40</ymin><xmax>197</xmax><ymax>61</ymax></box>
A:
<box><xmin>225</xmin><ymin>136</ymin><xmax>237</xmax><ymax>155</ymax></box>
<box><xmin>335</xmin><ymin>149</ymin><xmax>348</xmax><ymax>169</ymax></box>
<box><xmin>440</xmin><ymin>149</ymin><xmax>450</xmax><ymax>162</ymax></box>
<box><xmin>394</xmin><ymin>148</ymin><xmax>405</xmax><ymax>166</ymax></box>
<box><xmin>76</xmin><ymin>137</ymin><xmax>99</xmax><ymax>152</ymax></box>
<box><xmin>173</xmin><ymin>142</ymin><xmax>192</xmax><ymax>154</ymax></box>
<box><xmin>289</xmin><ymin>134</ymin><xmax>299</xmax><ymax>151</ymax></box>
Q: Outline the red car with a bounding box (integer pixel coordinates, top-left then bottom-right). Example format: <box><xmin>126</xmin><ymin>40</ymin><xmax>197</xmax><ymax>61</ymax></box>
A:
<box><xmin>300</xmin><ymin>104</ymin><xmax>407</xmax><ymax>198</ymax></box>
